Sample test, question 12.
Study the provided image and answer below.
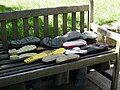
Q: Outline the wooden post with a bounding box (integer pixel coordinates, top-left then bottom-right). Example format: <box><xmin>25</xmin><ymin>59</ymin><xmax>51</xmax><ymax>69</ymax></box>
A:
<box><xmin>111</xmin><ymin>41</ymin><xmax>120</xmax><ymax>90</ymax></box>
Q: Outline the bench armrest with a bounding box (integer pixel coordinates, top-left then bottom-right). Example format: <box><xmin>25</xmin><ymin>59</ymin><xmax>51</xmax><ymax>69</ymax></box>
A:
<box><xmin>91</xmin><ymin>23</ymin><xmax>120</xmax><ymax>43</ymax></box>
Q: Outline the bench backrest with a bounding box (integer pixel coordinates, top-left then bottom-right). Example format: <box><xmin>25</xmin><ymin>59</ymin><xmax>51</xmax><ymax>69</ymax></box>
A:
<box><xmin>0</xmin><ymin>1</ymin><xmax>93</xmax><ymax>51</ymax></box>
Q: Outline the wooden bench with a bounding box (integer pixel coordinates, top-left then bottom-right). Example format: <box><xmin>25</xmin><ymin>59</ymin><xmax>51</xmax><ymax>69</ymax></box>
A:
<box><xmin>0</xmin><ymin>0</ymin><xmax>120</xmax><ymax>90</ymax></box>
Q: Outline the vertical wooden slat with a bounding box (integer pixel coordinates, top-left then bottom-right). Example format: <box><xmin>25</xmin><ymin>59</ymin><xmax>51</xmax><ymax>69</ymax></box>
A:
<box><xmin>80</xmin><ymin>11</ymin><xmax>84</xmax><ymax>33</ymax></box>
<box><xmin>53</xmin><ymin>14</ymin><xmax>58</xmax><ymax>37</ymax></box>
<box><xmin>23</xmin><ymin>18</ymin><xmax>29</xmax><ymax>37</ymax></box>
<box><xmin>33</xmin><ymin>16</ymin><xmax>39</xmax><ymax>37</ymax></box>
<box><xmin>87</xmin><ymin>11</ymin><xmax>90</xmax><ymax>31</ymax></box>
<box><xmin>89</xmin><ymin>0</ymin><xmax>94</xmax><ymax>23</ymax></box>
<box><xmin>12</xmin><ymin>19</ymin><xmax>18</xmax><ymax>39</ymax></box>
<box><xmin>44</xmin><ymin>15</ymin><xmax>49</xmax><ymax>37</ymax></box>
<box><xmin>72</xmin><ymin>12</ymin><xmax>76</xmax><ymax>31</ymax></box>
<box><xmin>1</xmin><ymin>21</ymin><xmax>8</xmax><ymax>51</ymax></box>
<box><xmin>63</xmin><ymin>13</ymin><xmax>67</xmax><ymax>35</ymax></box>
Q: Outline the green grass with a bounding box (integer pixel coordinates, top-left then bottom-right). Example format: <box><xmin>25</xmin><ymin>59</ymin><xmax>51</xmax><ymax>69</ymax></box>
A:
<box><xmin>0</xmin><ymin>0</ymin><xmax>120</xmax><ymax>39</ymax></box>
<box><xmin>0</xmin><ymin>0</ymin><xmax>120</xmax><ymax>24</ymax></box>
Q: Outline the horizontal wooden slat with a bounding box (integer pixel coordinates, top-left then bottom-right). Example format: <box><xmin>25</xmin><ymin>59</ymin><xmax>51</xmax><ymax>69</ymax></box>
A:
<box><xmin>0</xmin><ymin>52</ymin><xmax>117</xmax><ymax>87</ymax></box>
<box><xmin>0</xmin><ymin>5</ymin><xmax>89</xmax><ymax>21</ymax></box>
<box><xmin>87</xmin><ymin>71</ymin><xmax>111</xmax><ymax>90</ymax></box>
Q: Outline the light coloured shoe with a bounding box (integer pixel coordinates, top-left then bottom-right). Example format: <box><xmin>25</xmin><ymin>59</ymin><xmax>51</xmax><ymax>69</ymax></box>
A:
<box><xmin>42</xmin><ymin>54</ymin><xmax>65</xmax><ymax>63</ymax></box>
<box><xmin>65</xmin><ymin>47</ymin><xmax>87</xmax><ymax>55</ymax></box>
<box><xmin>56</xmin><ymin>54</ymin><xmax>80</xmax><ymax>64</ymax></box>
<box><xmin>10</xmin><ymin>53</ymin><xmax>37</xmax><ymax>60</ymax></box>
<box><xmin>63</xmin><ymin>39</ymin><xmax>87</xmax><ymax>49</ymax></box>
<box><xmin>8</xmin><ymin>49</ymin><xmax>17</xmax><ymax>55</ymax></box>
<box><xmin>17</xmin><ymin>45</ymin><xmax>36</xmax><ymax>54</ymax></box>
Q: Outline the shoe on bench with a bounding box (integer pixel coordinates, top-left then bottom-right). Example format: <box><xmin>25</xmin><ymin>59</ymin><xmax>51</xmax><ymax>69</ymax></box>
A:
<box><xmin>63</xmin><ymin>31</ymin><xmax>84</xmax><ymax>41</ymax></box>
<box><xmin>65</xmin><ymin>47</ymin><xmax>87</xmax><ymax>55</ymax></box>
<box><xmin>80</xmin><ymin>43</ymin><xmax>109</xmax><ymax>55</ymax></box>
<box><xmin>81</xmin><ymin>31</ymin><xmax>98</xmax><ymax>40</ymax></box>
<box><xmin>8</xmin><ymin>45</ymin><xmax>37</xmax><ymax>55</ymax></box>
<box><xmin>63</xmin><ymin>39</ymin><xmax>87</xmax><ymax>49</ymax></box>
<box><xmin>24</xmin><ymin>53</ymin><xmax>47</xmax><ymax>64</ymax></box>
<box><xmin>9</xmin><ymin>36</ymin><xmax>40</xmax><ymax>48</ymax></box>
<box><xmin>42</xmin><ymin>54</ymin><xmax>65</xmax><ymax>63</ymax></box>
<box><xmin>10</xmin><ymin>53</ymin><xmax>37</xmax><ymax>60</ymax></box>
<box><xmin>56</xmin><ymin>54</ymin><xmax>80</xmax><ymax>64</ymax></box>
<box><xmin>40</xmin><ymin>37</ymin><xmax>52</xmax><ymax>47</ymax></box>
<box><xmin>24</xmin><ymin>48</ymin><xmax>66</xmax><ymax>64</ymax></box>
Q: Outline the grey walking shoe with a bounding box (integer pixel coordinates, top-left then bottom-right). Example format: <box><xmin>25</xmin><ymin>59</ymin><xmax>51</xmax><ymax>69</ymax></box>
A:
<box><xmin>56</xmin><ymin>54</ymin><xmax>80</xmax><ymax>64</ymax></box>
<box><xmin>8</xmin><ymin>45</ymin><xmax>37</xmax><ymax>55</ymax></box>
<box><xmin>42</xmin><ymin>54</ymin><xmax>65</xmax><ymax>63</ymax></box>
<box><xmin>10</xmin><ymin>53</ymin><xmax>37</xmax><ymax>60</ymax></box>
<box><xmin>40</xmin><ymin>37</ymin><xmax>52</xmax><ymax>47</ymax></box>
<box><xmin>9</xmin><ymin>36</ymin><xmax>40</xmax><ymax>48</ymax></box>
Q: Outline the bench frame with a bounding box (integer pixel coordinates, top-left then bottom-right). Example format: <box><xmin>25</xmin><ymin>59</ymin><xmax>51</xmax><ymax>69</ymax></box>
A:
<box><xmin>0</xmin><ymin>0</ymin><xmax>120</xmax><ymax>90</ymax></box>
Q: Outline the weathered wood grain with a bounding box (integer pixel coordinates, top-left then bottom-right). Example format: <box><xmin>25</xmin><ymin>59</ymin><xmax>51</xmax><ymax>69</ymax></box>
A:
<box><xmin>80</xmin><ymin>11</ymin><xmax>84</xmax><ymax>33</ymax></box>
<box><xmin>72</xmin><ymin>12</ymin><xmax>76</xmax><ymax>31</ymax></box>
<box><xmin>1</xmin><ymin>21</ymin><xmax>8</xmax><ymax>51</ymax></box>
<box><xmin>53</xmin><ymin>14</ymin><xmax>58</xmax><ymax>36</ymax></box>
<box><xmin>12</xmin><ymin>19</ymin><xmax>18</xmax><ymax>39</ymax></box>
<box><xmin>33</xmin><ymin>16</ymin><xmax>39</xmax><ymax>37</ymax></box>
<box><xmin>0</xmin><ymin>5</ymin><xmax>89</xmax><ymax>21</ymax></box>
<box><xmin>44</xmin><ymin>15</ymin><xmax>49</xmax><ymax>37</ymax></box>
<box><xmin>63</xmin><ymin>13</ymin><xmax>67</xmax><ymax>34</ymax></box>
<box><xmin>23</xmin><ymin>18</ymin><xmax>29</xmax><ymax>37</ymax></box>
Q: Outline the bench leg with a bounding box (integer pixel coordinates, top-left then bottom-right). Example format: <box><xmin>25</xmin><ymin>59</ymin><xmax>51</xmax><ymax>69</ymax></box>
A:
<box><xmin>8</xmin><ymin>83</ymin><xmax>27</xmax><ymax>90</ymax></box>
<box><xmin>55</xmin><ymin>71</ymin><xmax>69</xmax><ymax>86</ymax></box>
<box><xmin>111</xmin><ymin>58</ymin><xmax>120</xmax><ymax>90</ymax></box>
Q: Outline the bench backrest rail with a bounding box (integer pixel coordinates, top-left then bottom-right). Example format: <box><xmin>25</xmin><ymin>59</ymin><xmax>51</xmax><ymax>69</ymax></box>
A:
<box><xmin>0</xmin><ymin>4</ymin><xmax>91</xmax><ymax>50</ymax></box>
